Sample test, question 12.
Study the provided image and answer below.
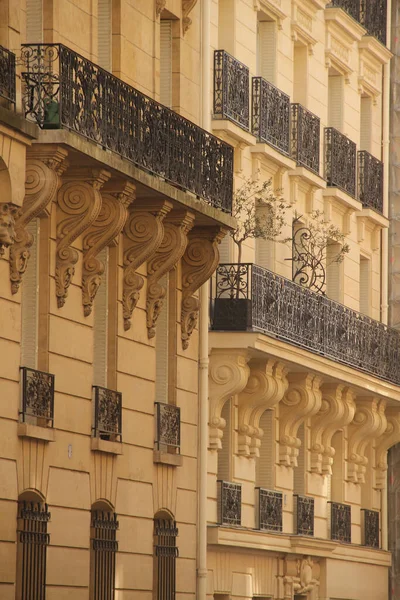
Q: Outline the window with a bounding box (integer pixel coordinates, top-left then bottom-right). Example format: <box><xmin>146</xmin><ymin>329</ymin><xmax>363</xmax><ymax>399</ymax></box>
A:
<box><xmin>154</xmin><ymin>516</ymin><xmax>179</xmax><ymax>600</ymax></box>
<box><xmin>360</xmin><ymin>96</ymin><xmax>372</xmax><ymax>152</ymax></box>
<box><xmin>26</xmin><ymin>0</ymin><xmax>43</xmax><ymax>43</ymax></box>
<box><xmin>256</xmin><ymin>410</ymin><xmax>274</xmax><ymax>489</ymax></box>
<box><xmin>90</xmin><ymin>506</ymin><xmax>119</xmax><ymax>600</ymax></box>
<box><xmin>257</xmin><ymin>19</ymin><xmax>277</xmax><ymax>83</ymax></box>
<box><xmin>326</xmin><ymin>242</ymin><xmax>343</xmax><ymax>303</ymax></box>
<box><xmin>98</xmin><ymin>0</ymin><xmax>112</xmax><ymax>71</ymax></box>
<box><xmin>218</xmin><ymin>399</ymin><xmax>232</xmax><ymax>481</ymax></box>
<box><xmin>293</xmin><ymin>43</ymin><xmax>308</xmax><ymax>106</ymax></box>
<box><xmin>328</xmin><ymin>74</ymin><xmax>344</xmax><ymax>131</ymax></box>
<box><xmin>218</xmin><ymin>0</ymin><xmax>236</xmax><ymax>55</ymax></box>
<box><xmin>160</xmin><ymin>20</ymin><xmax>173</xmax><ymax>107</ymax></box>
<box><xmin>359</xmin><ymin>255</ymin><xmax>371</xmax><ymax>316</ymax></box>
<box><xmin>255</xmin><ymin>204</ymin><xmax>274</xmax><ymax>270</ymax></box>
<box><xmin>293</xmin><ymin>423</ymin><xmax>306</xmax><ymax>496</ymax></box>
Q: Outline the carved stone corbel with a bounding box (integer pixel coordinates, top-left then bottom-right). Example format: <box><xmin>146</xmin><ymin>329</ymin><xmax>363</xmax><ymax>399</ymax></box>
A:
<box><xmin>55</xmin><ymin>169</ymin><xmax>110</xmax><ymax>308</ymax></box>
<box><xmin>237</xmin><ymin>360</ymin><xmax>288</xmax><ymax>457</ymax></box>
<box><xmin>347</xmin><ymin>398</ymin><xmax>387</xmax><ymax>484</ymax></box>
<box><xmin>182</xmin><ymin>0</ymin><xmax>198</xmax><ymax>34</ymax></box>
<box><xmin>375</xmin><ymin>408</ymin><xmax>400</xmax><ymax>489</ymax></box>
<box><xmin>0</xmin><ymin>203</ymin><xmax>19</xmax><ymax>256</ymax></box>
<box><xmin>279</xmin><ymin>373</ymin><xmax>322</xmax><ymax>467</ymax></box>
<box><xmin>310</xmin><ymin>384</ymin><xmax>356</xmax><ymax>475</ymax></box>
<box><xmin>181</xmin><ymin>226</ymin><xmax>226</xmax><ymax>350</ymax></box>
<box><xmin>9</xmin><ymin>149</ymin><xmax>68</xmax><ymax>293</ymax></box>
<box><xmin>209</xmin><ymin>349</ymin><xmax>251</xmax><ymax>450</ymax></box>
<box><xmin>146</xmin><ymin>210</ymin><xmax>195</xmax><ymax>338</ymax></box>
<box><xmin>156</xmin><ymin>0</ymin><xmax>166</xmax><ymax>16</ymax></box>
<box><xmin>82</xmin><ymin>182</ymin><xmax>135</xmax><ymax>316</ymax></box>
<box><xmin>284</xmin><ymin>556</ymin><xmax>320</xmax><ymax>599</ymax></box>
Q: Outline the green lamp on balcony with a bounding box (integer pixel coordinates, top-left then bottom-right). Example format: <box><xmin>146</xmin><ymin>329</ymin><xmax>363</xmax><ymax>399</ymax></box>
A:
<box><xmin>43</xmin><ymin>97</ymin><xmax>60</xmax><ymax>129</ymax></box>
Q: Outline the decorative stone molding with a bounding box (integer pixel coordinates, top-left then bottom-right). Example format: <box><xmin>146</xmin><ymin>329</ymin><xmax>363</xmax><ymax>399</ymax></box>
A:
<box><xmin>375</xmin><ymin>408</ymin><xmax>400</xmax><ymax>489</ymax></box>
<box><xmin>285</xmin><ymin>556</ymin><xmax>320</xmax><ymax>598</ymax></box>
<box><xmin>146</xmin><ymin>210</ymin><xmax>195</xmax><ymax>339</ymax></box>
<box><xmin>237</xmin><ymin>360</ymin><xmax>288</xmax><ymax>457</ymax></box>
<box><xmin>0</xmin><ymin>203</ymin><xmax>19</xmax><ymax>256</ymax></box>
<box><xmin>55</xmin><ymin>170</ymin><xmax>110</xmax><ymax>308</ymax></box>
<box><xmin>181</xmin><ymin>226</ymin><xmax>226</xmax><ymax>350</ymax></box>
<box><xmin>347</xmin><ymin>398</ymin><xmax>387</xmax><ymax>484</ymax></box>
<box><xmin>209</xmin><ymin>349</ymin><xmax>251</xmax><ymax>450</ymax></box>
<box><xmin>182</xmin><ymin>0</ymin><xmax>198</xmax><ymax>34</ymax></box>
<box><xmin>253</xmin><ymin>0</ymin><xmax>286</xmax><ymax>29</ymax></box>
<box><xmin>82</xmin><ymin>182</ymin><xmax>135</xmax><ymax>316</ymax></box>
<box><xmin>310</xmin><ymin>384</ymin><xmax>356</xmax><ymax>475</ymax></box>
<box><xmin>156</xmin><ymin>0</ymin><xmax>166</xmax><ymax>16</ymax></box>
<box><xmin>291</xmin><ymin>1</ymin><xmax>318</xmax><ymax>55</ymax></box>
<box><xmin>279</xmin><ymin>373</ymin><xmax>322</xmax><ymax>467</ymax></box>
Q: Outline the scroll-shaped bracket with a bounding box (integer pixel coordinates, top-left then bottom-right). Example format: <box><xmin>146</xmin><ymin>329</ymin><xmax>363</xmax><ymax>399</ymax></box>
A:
<box><xmin>0</xmin><ymin>203</ymin><xmax>19</xmax><ymax>256</ymax></box>
<box><xmin>209</xmin><ymin>349</ymin><xmax>251</xmax><ymax>450</ymax></box>
<box><xmin>375</xmin><ymin>408</ymin><xmax>400</xmax><ymax>489</ymax></box>
<box><xmin>156</xmin><ymin>0</ymin><xmax>166</xmax><ymax>16</ymax></box>
<box><xmin>146</xmin><ymin>210</ymin><xmax>195</xmax><ymax>339</ymax></box>
<box><xmin>310</xmin><ymin>384</ymin><xmax>356</xmax><ymax>475</ymax></box>
<box><xmin>347</xmin><ymin>398</ymin><xmax>387</xmax><ymax>484</ymax></box>
<box><xmin>182</xmin><ymin>0</ymin><xmax>198</xmax><ymax>34</ymax></box>
<box><xmin>279</xmin><ymin>373</ymin><xmax>322</xmax><ymax>467</ymax></box>
<box><xmin>237</xmin><ymin>360</ymin><xmax>288</xmax><ymax>457</ymax></box>
<box><xmin>82</xmin><ymin>182</ymin><xmax>135</xmax><ymax>316</ymax></box>
<box><xmin>181</xmin><ymin>226</ymin><xmax>227</xmax><ymax>350</ymax></box>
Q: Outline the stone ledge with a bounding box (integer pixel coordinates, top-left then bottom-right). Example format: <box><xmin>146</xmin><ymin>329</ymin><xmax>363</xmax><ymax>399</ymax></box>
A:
<box><xmin>17</xmin><ymin>422</ymin><xmax>55</xmax><ymax>442</ymax></box>
<box><xmin>0</xmin><ymin>107</ymin><xmax>38</xmax><ymax>140</ymax></box>
<box><xmin>91</xmin><ymin>437</ymin><xmax>123</xmax><ymax>455</ymax></box>
<box><xmin>153</xmin><ymin>450</ymin><xmax>183</xmax><ymax>467</ymax></box>
<box><xmin>211</xmin><ymin>119</ymin><xmax>256</xmax><ymax>147</ymax></box>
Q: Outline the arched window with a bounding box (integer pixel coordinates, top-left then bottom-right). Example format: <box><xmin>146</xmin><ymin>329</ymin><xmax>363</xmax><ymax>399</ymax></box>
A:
<box><xmin>90</xmin><ymin>503</ymin><xmax>119</xmax><ymax>600</ymax></box>
<box><xmin>154</xmin><ymin>514</ymin><xmax>178</xmax><ymax>600</ymax></box>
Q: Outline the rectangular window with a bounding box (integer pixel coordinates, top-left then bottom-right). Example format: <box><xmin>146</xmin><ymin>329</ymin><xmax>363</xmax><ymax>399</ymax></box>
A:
<box><xmin>328</xmin><ymin>74</ymin><xmax>344</xmax><ymax>131</ymax></box>
<box><xmin>26</xmin><ymin>0</ymin><xmax>43</xmax><ymax>43</ymax></box>
<box><xmin>360</xmin><ymin>96</ymin><xmax>372</xmax><ymax>152</ymax></box>
<box><xmin>160</xmin><ymin>20</ymin><xmax>173</xmax><ymax>107</ymax></box>
<box><xmin>218</xmin><ymin>0</ymin><xmax>236</xmax><ymax>55</ymax></box>
<box><xmin>17</xmin><ymin>501</ymin><xmax>50</xmax><ymax>600</ymax></box>
<box><xmin>98</xmin><ymin>0</ymin><xmax>112</xmax><ymax>71</ymax></box>
<box><xmin>360</xmin><ymin>255</ymin><xmax>371</xmax><ymax>316</ymax></box>
<box><xmin>257</xmin><ymin>20</ymin><xmax>276</xmax><ymax>83</ymax></box>
<box><xmin>255</xmin><ymin>204</ymin><xmax>274</xmax><ymax>270</ymax></box>
<box><xmin>21</xmin><ymin>219</ymin><xmax>40</xmax><ymax>369</ymax></box>
<box><xmin>217</xmin><ymin>399</ymin><xmax>231</xmax><ymax>482</ymax></box>
<box><xmin>293</xmin><ymin>44</ymin><xmax>308</xmax><ymax>106</ymax></box>
<box><xmin>326</xmin><ymin>242</ymin><xmax>343</xmax><ymax>303</ymax></box>
<box><xmin>90</xmin><ymin>510</ymin><xmax>118</xmax><ymax>600</ymax></box>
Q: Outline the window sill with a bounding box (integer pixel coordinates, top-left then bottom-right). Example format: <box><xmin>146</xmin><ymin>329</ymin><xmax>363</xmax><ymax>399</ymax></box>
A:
<box><xmin>17</xmin><ymin>422</ymin><xmax>55</xmax><ymax>442</ymax></box>
<box><xmin>91</xmin><ymin>437</ymin><xmax>123</xmax><ymax>455</ymax></box>
<box><xmin>154</xmin><ymin>450</ymin><xmax>183</xmax><ymax>467</ymax></box>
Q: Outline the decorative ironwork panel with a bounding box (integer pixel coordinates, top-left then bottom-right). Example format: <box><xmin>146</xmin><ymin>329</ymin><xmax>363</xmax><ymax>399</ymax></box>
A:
<box><xmin>154</xmin><ymin>519</ymin><xmax>179</xmax><ymax>600</ymax></box>
<box><xmin>155</xmin><ymin>403</ymin><xmax>181</xmax><ymax>453</ymax></box>
<box><xmin>20</xmin><ymin>367</ymin><xmax>55</xmax><ymax>427</ymax></box>
<box><xmin>360</xmin><ymin>0</ymin><xmax>387</xmax><ymax>45</ymax></box>
<box><xmin>257</xmin><ymin>488</ymin><xmax>283</xmax><ymax>532</ymax></box>
<box><xmin>21</xmin><ymin>43</ymin><xmax>233</xmax><ymax>214</ymax></box>
<box><xmin>18</xmin><ymin>501</ymin><xmax>50</xmax><ymax>600</ymax></box>
<box><xmin>325</xmin><ymin>127</ymin><xmax>357</xmax><ymax>197</ymax></box>
<box><xmin>358</xmin><ymin>150</ymin><xmax>383</xmax><ymax>213</ymax></box>
<box><xmin>91</xmin><ymin>510</ymin><xmax>119</xmax><ymax>600</ymax></box>
<box><xmin>330</xmin><ymin>0</ymin><xmax>360</xmax><ymax>21</ymax></box>
<box><xmin>330</xmin><ymin>502</ymin><xmax>351</xmax><ymax>543</ymax></box>
<box><xmin>93</xmin><ymin>386</ymin><xmax>122</xmax><ymax>442</ymax></box>
<box><xmin>0</xmin><ymin>45</ymin><xmax>16</xmax><ymax>107</ymax></box>
<box><xmin>218</xmin><ymin>481</ymin><xmax>242</xmax><ymax>526</ymax></box>
<box><xmin>362</xmin><ymin>509</ymin><xmax>380</xmax><ymax>548</ymax></box>
<box><xmin>291</xmin><ymin>103</ymin><xmax>320</xmax><ymax>175</ymax></box>
<box><xmin>252</xmin><ymin>77</ymin><xmax>290</xmax><ymax>155</ymax></box>
<box><xmin>290</xmin><ymin>222</ymin><xmax>326</xmax><ymax>294</ymax></box>
<box><xmin>214</xmin><ymin>50</ymin><xmax>250</xmax><ymax>131</ymax></box>
<box><xmin>294</xmin><ymin>495</ymin><xmax>314</xmax><ymax>536</ymax></box>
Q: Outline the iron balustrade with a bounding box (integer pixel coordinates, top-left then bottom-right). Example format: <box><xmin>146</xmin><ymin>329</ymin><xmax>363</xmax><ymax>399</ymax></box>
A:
<box><xmin>362</xmin><ymin>508</ymin><xmax>380</xmax><ymax>548</ymax></box>
<box><xmin>18</xmin><ymin>501</ymin><xmax>50</xmax><ymax>600</ymax></box>
<box><xmin>325</xmin><ymin>127</ymin><xmax>357</xmax><ymax>197</ymax></box>
<box><xmin>20</xmin><ymin>366</ymin><xmax>54</xmax><ymax>427</ymax></box>
<box><xmin>291</xmin><ymin>103</ymin><xmax>320</xmax><ymax>175</ymax></box>
<box><xmin>214</xmin><ymin>50</ymin><xmax>250</xmax><ymax>131</ymax></box>
<box><xmin>358</xmin><ymin>150</ymin><xmax>383</xmax><ymax>213</ymax></box>
<box><xmin>0</xmin><ymin>45</ymin><xmax>16</xmax><ymax>108</ymax></box>
<box><xmin>91</xmin><ymin>510</ymin><xmax>119</xmax><ymax>600</ymax></box>
<box><xmin>330</xmin><ymin>0</ymin><xmax>387</xmax><ymax>45</ymax></box>
<box><xmin>252</xmin><ymin>77</ymin><xmax>290</xmax><ymax>155</ymax></box>
<box><xmin>294</xmin><ymin>495</ymin><xmax>314</xmax><ymax>536</ymax></box>
<box><xmin>257</xmin><ymin>488</ymin><xmax>283</xmax><ymax>532</ymax></box>
<box><xmin>330</xmin><ymin>0</ymin><xmax>360</xmax><ymax>21</ymax></box>
<box><xmin>213</xmin><ymin>263</ymin><xmax>400</xmax><ymax>386</ymax></box>
<box><xmin>330</xmin><ymin>501</ymin><xmax>351</xmax><ymax>543</ymax></box>
<box><xmin>155</xmin><ymin>402</ymin><xmax>181</xmax><ymax>453</ymax></box>
<box><xmin>218</xmin><ymin>481</ymin><xmax>242</xmax><ymax>526</ymax></box>
<box><xmin>92</xmin><ymin>386</ymin><xmax>122</xmax><ymax>442</ymax></box>
<box><xmin>20</xmin><ymin>44</ymin><xmax>233</xmax><ymax>214</ymax></box>
<box><xmin>154</xmin><ymin>519</ymin><xmax>179</xmax><ymax>600</ymax></box>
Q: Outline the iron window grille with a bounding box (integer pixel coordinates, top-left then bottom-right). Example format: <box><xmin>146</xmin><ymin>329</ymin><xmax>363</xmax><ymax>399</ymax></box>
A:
<box><xmin>214</xmin><ymin>49</ymin><xmax>250</xmax><ymax>131</ymax></box>
<box><xmin>325</xmin><ymin>127</ymin><xmax>357</xmax><ymax>198</ymax></box>
<box><xmin>17</xmin><ymin>501</ymin><xmax>50</xmax><ymax>600</ymax></box>
<box><xmin>252</xmin><ymin>77</ymin><xmax>290</xmax><ymax>156</ymax></box>
<box><xmin>20</xmin><ymin>43</ymin><xmax>233</xmax><ymax>215</ymax></box>
<box><xmin>330</xmin><ymin>501</ymin><xmax>351</xmax><ymax>543</ymax></box>
<box><xmin>155</xmin><ymin>402</ymin><xmax>181</xmax><ymax>454</ymax></box>
<box><xmin>291</xmin><ymin>103</ymin><xmax>320</xmax><ymax>175</ymax></box>
<box><xmin>92</xmin><ymin>386</ymin><xmax>122</xmax><ymax>442</ymax></box>
<box><xmin>154</xmin><ymin>518</ymin><xmax>179</xmax><ymax>600</ymax></box>
<box><xmin>294</xmin><ymin>495</ymin><xmax>314</xmax><ymax>536</ymax></box>
<box><xmin>20</xmin><ymin>367</ymin><xmax>54</xmax><ymax>427</ymax></box>
<box><xmin>90</xmin><ymin>510</ymin><xmax>119</xmax><ymax>600</ymax></box>
<box><xmin>256</xmin><ymin>488</ymin><xmax>283</xmax><ymax>532</ymax></box>
<box><xmin>0</xmin><ymin>44</ymin><xmax>16</xmax><ymax>108</ymax></box>
<box><xmin>217</xmin><ymin>481</ymin><xmax>242</xmax><ymax>526</ymax></box>
<box><xmin>362</xmin><ymin>508</ymin><xmax>380</xmax><ymax>548</ymax></box>
<box><xmin>358</xmin><ymin>150</ymin><xmax>383</xmax><ymax>214</ymax></box>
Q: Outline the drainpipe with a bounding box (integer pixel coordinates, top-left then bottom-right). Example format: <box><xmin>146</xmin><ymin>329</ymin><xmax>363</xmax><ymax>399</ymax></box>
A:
<box><xmin>382</xmin><ymin>1</ymin><xmax>391</xmax><ymax>325</ymax></box>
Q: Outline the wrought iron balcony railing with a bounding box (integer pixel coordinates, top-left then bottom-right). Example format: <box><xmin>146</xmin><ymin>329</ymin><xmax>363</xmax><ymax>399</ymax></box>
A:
<box><xmin>217</xmin><ymin>481</ymin><xmax>242</xmax><ymax>526</ymax></box>
<box><xmin>325</xmin><ymin>127</ymin><xmax>357</xmax><ymax>197</ymax></box>
<box><xmin>155</xmin><ymin>402</ymin><xmax>181</xmax><ymax>454</ymax></box>
<box><xmin>330</xmin><ymin>501</ymin><xmax>351</xmax><ymax>543</ymax></box>
<box><xmin>20</xmin><ymin>44</ymin><xmax>233</xmax><ymax>214</ymax></box>
<box><xmin>362</xmin><ymin>508</ymin><xmax>380</xmax><ymax>548</ymax></box>
<box><xmin>93</xmin><ymin>386</ymin><xmax>122</xmax><ymax>442</ymax></box>
<box><xmin>330</xmin><ymin>0</ymin><xmax>360</xmax><ymax>21</ymax></box>
<box><xmin>330</xmin><ymin>0</ymin><xmax>387</xmax><ymax>45</ymax></box>
<box><xmin>213</xmin><ymin>263</ymin><xmax>400</xmax><ymax>385</ymax></box>
<box><xmin>214</xmin><ymin>50</ymin><xmax>250</xmax><ymax>132</ymax></box>
<box><xmin>252</xmin><ymin>77</ymin><xmax>290</xmax><ymax>156</ymax></box>
<box><xmin>0</xmin><ymin>45</ymin><xmax>16</xmax><ymax>108</ymax></box>
<box><xmin>256</xmin><ymin>488</ymin><xmax>283</xmax><ymax>532</ymax></box>
<box><xmin>291</xmin><ymin>104</ymin><xmax>320</xmax><ymax>175</ymax></box>
<box><xmin>294</xmin><ymin>495</ymin><xmax>314</xmax><ymax>536</ymax></box>
<box><xmin>358</xmin><ymin>150</ymin><xmax>383</xmax><ymax>213</ymax></box>
<box><xmin>20</xmin><ymin>366</ymin><xmax>54</xmax><ymax>427</ymax></box>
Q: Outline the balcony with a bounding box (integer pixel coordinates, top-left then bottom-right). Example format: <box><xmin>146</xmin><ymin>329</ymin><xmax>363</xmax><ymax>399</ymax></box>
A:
<box><xmin>294</xmin><ymin>495</ymin><xmax>314</xmax><ymax>536</ymax></box>
<box><xmin>213</xmin><ymin>263</ymin><xmax>400</xmax><ymax>385</ymax></box>
<box><xmin>256</xmin><ymin>488</ymin><xmax>283</xmax><ymax>532</ymax></box>
<box><xmin>155</xmin><ymin>402</ymin><xmax>181</xmax><ymax>454</ymax></box>
<box><xmin>20</xmin><ymin>44</ymin><xmax>233</xmax><ymax>215</ymax></box>
<box><xmin>362</xmin><ymin>509</ymin><xmax>380</xmax><ymax>548</ymax></box>
<box><xmin>325</xmin><ymin>127</ymin><xmax>357</xmax><ymax>197</ymax></box>
<box><xmin>217</xmin><ymin>481</ymin><xmax>242</xmax><ymax>526</ymax></box>
<box><xmin>291</xmin><ymin>104</ymin><xmax>320</xmax><ymax>175</ymax></box>
<box><xmin>0</xmin><ymin>45</ymin><xmax>16</xmax><ymax>109</ymax></box>
<box><xmin>358</xmin><ymin>150</ymin><xmax>383</xmax><ymax>213</ymax></box>
<box><xmin>92</xmin><ymin>386</ymin><xmax>122</xmax><ymax>442</ymax></box>
<box><xmin>330</xmin><ymin>0</ymin><xmax>387</xmax><ymax>45</ymax></box>
<box><xmin>330</xmin><ymin>501</ymin><xmax>351</xmax><ymax>543</ymax></box>
<box><xmin>20</xmin><ymin>367</ymin><xmax>54</xmax><ymax>427</ymax></box>
<box><xmin>214</xmin><ymin>50</ymin><xmax>250</xmax><ymax>132</ymax></box>
<box><xmin>252</xmin><ymin>77</ymin><xmax>290</xmax><ymax>156</ymax></box>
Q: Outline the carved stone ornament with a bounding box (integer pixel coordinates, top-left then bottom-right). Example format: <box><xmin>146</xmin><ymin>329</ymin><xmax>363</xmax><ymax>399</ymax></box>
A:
<box><xmin>122</xmin><ymin>199</ymin><xmax>172</xmax><ymax>331</ymax></box>
<box><xmin>181</xmin><ymin>226</ymin><xmax>226</xmax><ymax>350</ymax></box>
<box><xmin>156</xmin><ymin>0</ymin><xmax>166</xmax><ymax>16</ymax></box>
<box><xmin>82</xmin><ymin>182</ymin><xmax>134</xmax><ymax>316</ymax></box>
<box><xmin>55</xmin><ymin>170</ymin><xmax>110</xmax><ymax>308</ymax></box>
<box><xmin>182</xmin><ymin>0</ymin><xmax>198</xmax><ymax>34</ymax></box>
<box><xmin>146</xmin><ymin>210</ymin><xmax>195</xmax><ymax>339</ymax></box>
<box><xmin>0</xmin><ymin>202</ymin><xmax>19</xmax><ymax>256</ymax></box>
<box><xmin>375</xmin><ymin>408</ymin><xmax>400</xmax><ymax>489</ymax></box>
<box><xmin>284</xmin><ymin>556</ymin><xmax>320</xmax><ymax>597</ymax></box>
